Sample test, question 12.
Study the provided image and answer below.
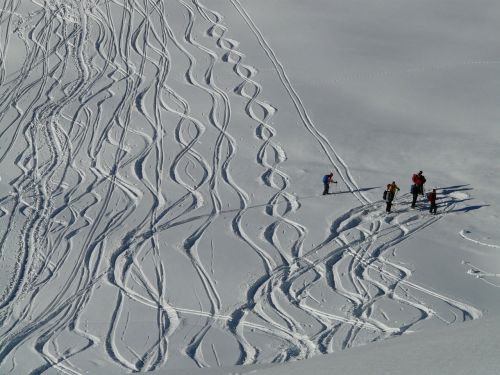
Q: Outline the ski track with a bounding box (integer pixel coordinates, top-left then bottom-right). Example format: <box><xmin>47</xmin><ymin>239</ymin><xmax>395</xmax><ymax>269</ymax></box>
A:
<box><xmin>460</xmin><ymin>229</ymin><xmax>500</xmax><ymax>249</ymax></box>
<box><xmin>0</xmin><ymin>0</ymin><xmax>481</xmax><ymax>373</ymax></box>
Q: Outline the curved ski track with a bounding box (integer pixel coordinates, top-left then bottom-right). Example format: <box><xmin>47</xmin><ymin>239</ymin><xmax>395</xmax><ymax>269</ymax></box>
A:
<box><xmin>0</xmin><ymin>0</ymin><xmax>480</xmax><ymax>373</ymax></box>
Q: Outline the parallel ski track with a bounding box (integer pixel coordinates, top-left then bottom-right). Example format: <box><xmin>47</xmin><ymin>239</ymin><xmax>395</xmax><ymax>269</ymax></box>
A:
<box><xmin>229</xmin><ymin>0</ymin><xmax>370</xmax><ymax>207</ymax></box>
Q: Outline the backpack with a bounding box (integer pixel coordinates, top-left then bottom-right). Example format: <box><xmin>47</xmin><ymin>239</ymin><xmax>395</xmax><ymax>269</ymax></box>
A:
<box><xmin>383</xmin><ymin>190</ymin><xmax>388</xmax><ymax>200</ymax></box>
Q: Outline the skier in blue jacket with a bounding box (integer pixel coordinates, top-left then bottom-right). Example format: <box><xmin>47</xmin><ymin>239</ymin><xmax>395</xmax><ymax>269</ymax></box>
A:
<box><xmin>322</xmin><ymin>173</ymin><xmax>337</xmax><ymax>195</ymax></box>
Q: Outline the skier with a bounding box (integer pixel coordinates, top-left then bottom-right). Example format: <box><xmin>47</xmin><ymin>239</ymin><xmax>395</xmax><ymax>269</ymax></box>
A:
<box><xmin>427</xmin><ymin>188</ymin><xmax>437</xmax><ymax>214</ymax></box>
<box><xmin>411</xmin><ymin>171</ymin><xmax>426</xmax><ymax>208</ymax></box>
<box><xmin>322</xmin><ymin>172</ymin><xmax>337</xmax><ymax>195</ymax></box>
<box><xmin>411</xmin><ymin>183</ymin><xmax>418</xmax><ymax>209</ymax></box>
<box><xmin>412</xmin><ymin>171</ymin><xmax>426</xmax><ymax>195</ymax></box>
<box><xmin>383</xmin><ymin>184</ymin><xmax>390</xmax><ymax>201</ymax></box>
<box><xmin>385</xmin><ymin>181</ymin><xmax>400</xmax><ymax>213</ymax></box>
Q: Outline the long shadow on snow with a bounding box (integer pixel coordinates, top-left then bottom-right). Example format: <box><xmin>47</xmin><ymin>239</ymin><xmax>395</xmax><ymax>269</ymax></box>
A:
<box><xmin>447</xmin><ymin>205</ymin><xmax>489</xmax><ymax>213</ymax></box>
<box><xmin>328</xmin><ymin>186</ymin><xmax>381</xmax><ymax>195</ymax></box>
<box><xmin>439</xmin><ymin>184</ymin><xmax>473</xmax><ymax>194</ymax></box>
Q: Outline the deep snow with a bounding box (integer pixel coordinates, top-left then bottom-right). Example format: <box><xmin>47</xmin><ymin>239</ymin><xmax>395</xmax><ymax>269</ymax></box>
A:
<box><xmin>0</xmin><ymin>0</ymin><xmax>499</xmax><ymax>374</ymax></box>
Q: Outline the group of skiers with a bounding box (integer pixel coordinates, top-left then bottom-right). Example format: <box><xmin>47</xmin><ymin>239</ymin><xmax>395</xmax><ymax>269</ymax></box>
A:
<box><xmin>382</xmin><ymin>171</ymin><xmax>438</xmax><ymax>213</ymax></box>
<box><xmin>322</xmin><ymin>170</ymin><xmax>438</xmax><ymax>214</ymax></box>
<box><xmin>407</xmin><ymin>170</ymin><xmax>437</xmax><ymax>214</ymax></box>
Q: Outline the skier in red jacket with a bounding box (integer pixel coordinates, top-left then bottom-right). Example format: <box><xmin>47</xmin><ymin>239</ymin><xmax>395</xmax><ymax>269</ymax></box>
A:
<box><xmin>411</xmin><ymin>171</ymin><xmax>426</xmax><ymax>208</ymax></box>
<box><xmin>427</xmin><ymin>189</ymin><xmax>437</xmax><ymax>214</ymax></box>
<box><xmin>412</xmin><ymin>171</ymin><xmax>426</xmax><ymax>194</ymax></box>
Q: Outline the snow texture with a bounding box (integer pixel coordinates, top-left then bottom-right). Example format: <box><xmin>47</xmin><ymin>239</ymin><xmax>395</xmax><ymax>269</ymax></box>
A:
<box><xmin>0</xmin><ymin>0</ymin><xmax>499</xmax><ymax>374</ymax></box>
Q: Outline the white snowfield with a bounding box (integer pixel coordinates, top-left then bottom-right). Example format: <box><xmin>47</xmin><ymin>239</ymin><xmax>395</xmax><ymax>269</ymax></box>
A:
<box><xmin>0</xmin><ymin>0</ymin><xmax>499</xmax><ymax>374</ymax></box>
<box><xmin>166</xmin><ymin>317</ymin><xmax>500</xmax><ymax>375</ymax></box>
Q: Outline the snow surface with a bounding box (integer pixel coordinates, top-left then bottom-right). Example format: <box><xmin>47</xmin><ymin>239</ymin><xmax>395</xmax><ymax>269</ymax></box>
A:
<box><xmin>167</xmin><ymin>317</ymin><xmax>500</xmax><ymax>375</ymax></box>
<box><xmin>0</xmin><ymin>0</ymin><xmax>499</xmax><ymax>374</ymax></box>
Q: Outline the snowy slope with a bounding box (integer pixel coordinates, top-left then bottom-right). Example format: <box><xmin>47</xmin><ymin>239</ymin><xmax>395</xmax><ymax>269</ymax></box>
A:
<box><xmin>0</xmin><ymin>0</ymin><xmax>499</xmax><ymax>374</ymax></box>
<box><xmin>166</xmin><ymin>316</ymin><xmax>500</xmax><ymax>375</ymax></box>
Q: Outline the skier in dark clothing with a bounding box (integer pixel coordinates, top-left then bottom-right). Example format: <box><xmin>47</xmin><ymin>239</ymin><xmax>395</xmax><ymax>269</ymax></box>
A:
<box><xmin>427</xmin><ymin>189</ymin><xmax>437</xmax><ymax>214</ymax></box>
<box><xmin>385</xmin><ymin>181</ymin><xmax>400</xmax><ymax>213</ymax></box>
<box><xmin>411</xmin><ymin>171</ymin><xmax>426</xmax><ymax>208</ymax></box>
<box><xmin>383</xmin><ymin>184</ymin><xmax>391</xmax><ymax>201</ymax></box>
<box><xmin>411</xmin><ymin>183</ymin><xmax>418</xmax><ymax>208</ymax></box>
<box><xmin>322</xmin><ymin>173</ymin><xmax>337</xmax><ymax>195</ymax></box>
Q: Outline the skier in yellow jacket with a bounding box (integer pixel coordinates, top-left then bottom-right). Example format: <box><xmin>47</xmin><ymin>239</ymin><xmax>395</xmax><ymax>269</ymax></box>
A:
<box><xmin>386</xmin><ymin>181</ymin><xmax>400</xmax><ymax>213</ymax></box>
